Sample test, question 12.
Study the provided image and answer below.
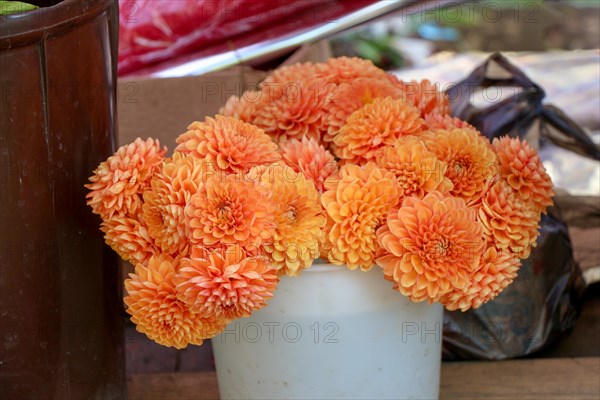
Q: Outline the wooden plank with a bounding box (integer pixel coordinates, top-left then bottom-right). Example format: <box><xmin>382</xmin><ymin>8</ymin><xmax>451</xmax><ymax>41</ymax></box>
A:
<box><xmin>128</xmin><ymin>358</ymin><xmax>600</xmax><ymax>400</ymax></box>
<box><xmin>440</xmin><ymin>358</ymin><xmax>600</xmax><ymax>400</ymax></box>
<box><xmin>128</xmin><ymin>371</ymin><xmax>220</xmax><ymax>400</ymax></box>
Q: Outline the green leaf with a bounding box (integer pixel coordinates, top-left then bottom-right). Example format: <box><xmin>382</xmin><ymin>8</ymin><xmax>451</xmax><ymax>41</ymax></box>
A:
<box><xmin>0</xmin><ymin>1</ymin><xmax>39</xmax><ymax>15</ymax></box>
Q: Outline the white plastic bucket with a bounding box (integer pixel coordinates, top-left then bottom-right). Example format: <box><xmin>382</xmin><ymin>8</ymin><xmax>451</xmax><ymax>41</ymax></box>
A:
<box><xmin>212</xmin><ymin>263</ymin><xmax>443</xmax><ymax>400</ymax></box>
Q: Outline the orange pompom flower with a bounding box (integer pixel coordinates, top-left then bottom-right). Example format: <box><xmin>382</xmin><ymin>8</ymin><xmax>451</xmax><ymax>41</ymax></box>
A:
<box><xmin>101</xmin><ymin>215</ymin><xmax>157</xmax><ymax>266</ymax></box>
<box><xmin>321</xmin><ymin>163</ymin><xmax>400</xmax><ymax>271</ymax></box>
<box><xmin>86</xmin><ymin>137</ymin><xmax>166</xmax><ymax>219</ymax></box>
<box><xmin>440</xmin><ymin>246</ymin><xmax>521</xmax><ymax>311</ymax></box>
<box><xmin>493</xmin><ymin>136</ymin><xmax>554</xmax><ymax>214</ymax></box>
<box><xmin>323</xmin><ymin>77</ymin><xmax>403</xmax><ymax>147</ymax></box>
<box><xmin>376</xmin><ymin>136</ymin><xmax>453</xmax><ymax>200</ymax></box>
<box><xmin>396</xmin><ymin>79</ymin><xmax>451</xmax><ymax>117</ymax></box>
<box><xmin>376</xmin><ymin>192</ymin><xmax>485</xmax><ymax>303</ymax></box>
<box><xmin>124</xmin><ymin>254</ymin><xmax>225</xmax><ymax>349</ymax></box>
<box><xmin>278</xmin><ymin>136</ymin><xmax>339</xmax><ymax>193</ymax></box>
<box><xmin>250</xmin><ymin>164</ymin><xmax>326</xmax><ymax>276</ymax></box>
<box><xmin>316</xmin><ymin>57</ymin><xmax>388</xmax><ymax>84</ymax></box>
<box><xmin>252</xmin><ymin>81</ymin><xmax>329</xmax><ymax>143</ymax></box>
<box><xmin>261</xmin><ymin>62</ymin><xmax>321</xmax><ymax>93</ymax></box>
<box><xmin>142</xmin><ymin>153</ymin><xmax>207</xmax><ymax>257</ymax></box>
<box><xmin>175</xmin><ymin>246</ymin><xmax>279</xmax><ymax>321</ymax></box>
<box><xmin>478</xmin><ymin>179</ymin><xmax>541</xmax><ymax>259</ymax></box>
<box><xmin>423</xmin><ymin>128</ymin><xmax>498</xmax><ymax>205</ymax></box>
<box><xmin>424</xmin><ymin>113</ymin><xmax>477</xmax><ymax>132</ymax></box>
<box><xmin>175</xmin><ymin>116</ymin><xmax>280</xmax><ymax>174</ymax></box>
<box><xmin>219</xmin><ymin>90</ymin><xmax>261</xmax><ymax>123</ymax></box>
<box><xmin>334</xmin><ymin>97</ymin><xmax>425</xmax><ymax>165</ymax></box>
<box><xmin>185</xmin><ymin>173</ymin><xmax>275</xmax><ymax>251</ymax></box>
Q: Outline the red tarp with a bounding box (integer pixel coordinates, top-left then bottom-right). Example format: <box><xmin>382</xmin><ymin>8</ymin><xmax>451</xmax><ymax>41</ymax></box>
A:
<box><xmin>118</xmin><ymin>0</ymin><xmax>378</xmax><ymax>76</ymax></box>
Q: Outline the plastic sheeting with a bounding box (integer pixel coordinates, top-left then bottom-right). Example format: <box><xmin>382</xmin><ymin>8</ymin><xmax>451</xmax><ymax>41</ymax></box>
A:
<box><xmin>442</xmin><ymin>53</ymin><xmax>596</xmax><ymax>360</ymax></box>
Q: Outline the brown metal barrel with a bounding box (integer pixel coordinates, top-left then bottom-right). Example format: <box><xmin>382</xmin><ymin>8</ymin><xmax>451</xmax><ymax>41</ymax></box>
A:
<box><xmin>0</xmin><ymin>1</ymin><xmax>124</xmax><ymax>398</ymax></box>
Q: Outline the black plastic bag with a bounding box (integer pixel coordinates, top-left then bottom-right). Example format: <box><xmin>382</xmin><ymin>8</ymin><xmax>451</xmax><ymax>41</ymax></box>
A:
<box><xmin>446</xmin><ymin>53</ymin><xmax>600</xmax><ymax>161</ymax></box>
<box><xmin>442</xmin><ymin>53</ymin><xmax>595</xmax><ymax>360</ymax></box>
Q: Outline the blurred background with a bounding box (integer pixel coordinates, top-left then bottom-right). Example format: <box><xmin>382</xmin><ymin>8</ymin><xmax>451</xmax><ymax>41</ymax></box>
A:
<box><xmin>330</xmin><ymin>0</ymin><xmax>599</xmax><ymax>69</ymax></box>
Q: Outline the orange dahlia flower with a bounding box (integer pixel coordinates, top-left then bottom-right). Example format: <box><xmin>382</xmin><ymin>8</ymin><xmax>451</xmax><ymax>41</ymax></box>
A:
<box><xmin>316</xmin><ymin>57</ymin><xmax>388</xmax><ymax>85</ymax></box>
<box><xmin>376</xmin><ymin>136</ymin><xmax>453</xmax><ymax>199</ymax></box>
<box><xmin>101</xmin><ymin>215</ymin><xmax>157</xmax><ymax>266</ymax></box>
<box><xmin>86</xmin><ymin>138</ymin><xmax>166</xmax><ymax>219</ymax></box>
<box><xmin>376</xmin><ymin>192</ymin><xmax>485</xmax><ymax>303</ymax></box>
<box><xmin>440</xmin><ymin>246</ymin><xmax>521</xmax><ymax>311</ymax></box>
<box><xmin>478</xmin><ymin>179</ymin><xmax>541</xmax><ymax>259</ymax></box>
<box><xmin>424</xmin><ymin>113</ymin><xmax>477</xmax><ymax>132</ymax></box>
<box><xmin>261</xmin><ymin>62</ymin><xmax>321</xmax><ymax>92</ymax></box>
<box><xmin>142</xmin><ymin>153</ymin><xmax>207</xmax><ymax>257</ymax></box>
<box><xmin>175</xmin><ymin>116</ymin><xmax>280</xmax><ymax>174</ymax></box>
<box><xmin>322</xmin><ymin>77</ymin><xmax>404</xmax><ymax>147</ymax></box>
<box><xmin>175</xmin><ymin>246</ymin><xmax>279</xmax><ymax>321</ymax></box>
<box><xmin>251</xmin><ymin>165</ymin><xmax>326</xmax><ymax>276</ymax></box>
<box><xmin>257</xmin><ymin>63</ymin><xmax>328</xmax><ymax>119</ymax></box>
<box><xmin>185</xmin><ymin>173</ymin><xmax>275</xmax><ymax>250</ymax></box>
<box><xmin>396</xmin><ymin>79</ymin><xmax>451</xmax><ymax>117</ymax></box>
<box><xmin>334</xmin><ymin>97</ymin><xmax>425</xmax><ymax>165</ymax></box>
<box><xmin>278</xmin><ymin>136</ymin><xmax>339</xmax><ymax>194</ymax></box>
<box><xmin>321</xmin><ymin>163</ymin><xmax>400</xmax><ymax>271</ymax></box>
<box><xmin>124</xmin><ymin>254</ymin><xmax>225</xmax><ymax>349</ymax></box>
<box><xmin>493</xmin><ymin>136</ymin><xmax>554</xmax><ymax>214</ymax></box>
<box><xmin>252</xmin><ymin>81</ymin><xmax>328</xmax><ymax>143</ymax></box>
<box><xmin>423</xmin><ymin>128</ymin><xmax>498</xmax><ymax>205</ymax></box>
<box><xmin>219</xmin><ymin>91</ymin><xmax>261</xmax><ymax>123</ymax></box>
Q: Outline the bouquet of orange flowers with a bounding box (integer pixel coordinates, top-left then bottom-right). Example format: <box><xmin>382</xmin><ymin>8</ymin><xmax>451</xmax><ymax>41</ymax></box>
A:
<box><xmin>86</xmin><ymin>57</ymin><xmax>554</xmax><ymax>349</ymax></box>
